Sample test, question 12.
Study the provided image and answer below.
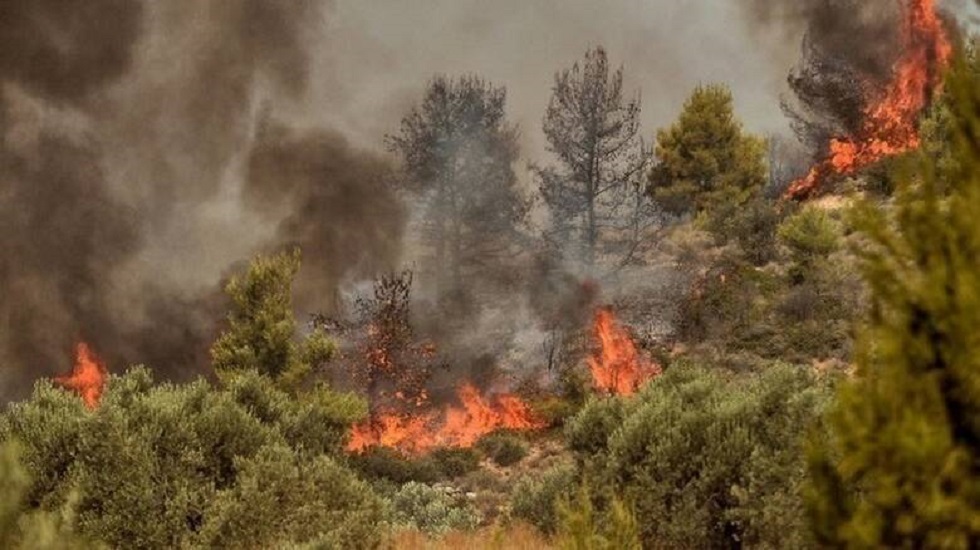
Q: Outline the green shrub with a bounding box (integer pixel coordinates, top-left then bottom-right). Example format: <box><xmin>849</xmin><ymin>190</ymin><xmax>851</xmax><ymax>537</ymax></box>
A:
<box><xmin>529</xmin><ymin>396</ymin><xmax>581</xmax><ymax>428</ymax></box>
<box><xmin>349</xmin><ymin>446</ymin><xmax>441</xmax><ymax>484</ymax></box>
<box><xmin>388</xmin><ymin>482</ymin><xmax>482</xmax><ymax>535</ymax></box>
<box><xmin>429</xmin><ymin>447</ymin><xmax>482</xmax><ymax>478</ymax></box>
<box><xmin>555</xmin><ymin>486</ymin><xmax>641</xmax><ymax>550</ymax></box>
<box><xmin>197</xmin><ymin>445</ymin><xmax>385</xmax><ymax>548</ymax></box>
<box><xmin>0</xmin><ymin>441</ymin><xmax>92</xmax><ymax>549</ymax></box>
<box><xmin>510</xmin><ymin>463</ymin><xmax>577</xmax><ymax>535</ymax></box>
<box><xmin>1</xmin><ymin>368</ymin><xmax>380</xmax><ymax>548</ymax></box>
<box><xmin>567</xmin><ymin>364</ymin><xmax>832</xmax><ymax>548</ymax></box>
<box><xmin>563</xmin><ymin>397</ymin><xmax>626</xmax><ymax>459</ymax></box>
<box><xmin>778</xmin><ymin>205</ymin><xmax>841</xmax><ymax>263</ymax></box>
<box><xmin>476</xmin><ymin>432</ymin><xmax>528</xmax><ymax>467</ymax></box>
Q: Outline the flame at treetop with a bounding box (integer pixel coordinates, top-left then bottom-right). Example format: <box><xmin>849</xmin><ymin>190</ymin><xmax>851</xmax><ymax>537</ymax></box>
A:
<box><xmin>347</xmin><ymin>383</ymin><xmax>544</xmax><ymax>455</ymax></box>
<box><xmin>588</xmin><ymin>307</ymin><xmax>661</xmax><ymax>396</ymax></box>
<box><xmin>54</xmin><ymin>342</ymin><xmax>108</xmax><ymax>409</ymax></box>
<box><xmin>787</xmin><ymin>0</ymin><xmax>952</xmax><ymax>200</ymax></box>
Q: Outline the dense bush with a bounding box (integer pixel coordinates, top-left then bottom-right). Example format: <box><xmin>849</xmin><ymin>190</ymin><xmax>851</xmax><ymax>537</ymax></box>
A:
<box><xmin>476</xmin><ymin>431</ymin><xmax>529</xmax><ymax>467</ymax></box>
<box><xmin>389</xmin><ymin>482</ymin><xmax>482</xmax><ymax>535</ymax></box>
<box><xmin>0</xmin><ymin>368</ymin><xmax>382</xmax><ymax>549</ymax></box>
<box><xmin>350</xmin><ymin>445</ymin><xmax>485</xmax><ymax>484</ymax></box>
<box><xmin>350</xmin><ymin>446</ymin><xmax>438</xmax><ymax>484</ymax></box>
<box><xmin>510</xmin><ymin>463</ymin><xmax>577</xmax><ymax>534</ymax></box>
<box><xmin>566</xmin><ymin>363</ymin><xmax>832</xmax><ymax>548</ymax></box>
<box><xmin>430</xmin><ymin>447</ymin><xmax>482</xmax><ymax>477</ymax></box>
<box><xmin>554</xmin><ymin>486</ymin><xmax>642</xmax><ymax>550</ymax></box>
<box><xmin>0</xmin><ymin>441</ymin><xmax>90</xmax><ymax>550</ymax></box>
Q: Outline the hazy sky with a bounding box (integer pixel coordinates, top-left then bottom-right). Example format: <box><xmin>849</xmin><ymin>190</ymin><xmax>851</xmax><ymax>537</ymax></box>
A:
<box><xmin>301</xmin><ymin>1</ymin><xmax>799</xmax><ymax>157</ymax></box>
<box><xmin>287</xmin><ymin>0</ymin><xmax>976</xmax><ymax>156</ymax></box>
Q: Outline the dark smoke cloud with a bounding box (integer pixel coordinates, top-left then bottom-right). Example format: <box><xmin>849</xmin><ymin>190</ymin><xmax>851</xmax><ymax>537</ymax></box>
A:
<box><xmin>0</xmin><ymin>0</ymin><xmax>143</xmax><ymax>104</ymax></box>
<box><xmin>0</xmin><ymin>0</ymin><xmax>144</xmax><ymax>398</ymax></box>
<box><xmin>244</xmin><ymin>120</ymin><xmax>407</xmax><ymax>314</ymax></box>
<box><xmin>741</xmin><ymin>0</ymin><xmax>903</xmax><ymax>80</ymax></box>
<box><xmin>0</xmin><ymin>0</ymin><xmax>403</xmax><ymax>401</ymax></box>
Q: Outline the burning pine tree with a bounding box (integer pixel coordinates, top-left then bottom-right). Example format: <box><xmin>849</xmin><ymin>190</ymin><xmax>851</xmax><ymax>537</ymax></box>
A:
<box><xmin>786</xmin><ymin>0</ymin><xmax>952</xmax><ymax>199</ymax></box>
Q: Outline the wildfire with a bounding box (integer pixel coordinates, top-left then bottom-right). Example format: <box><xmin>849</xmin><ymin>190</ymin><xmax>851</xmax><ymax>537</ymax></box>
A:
<box><xmin>54</xmin><ymin>342</ymin><xmax>108</xmax><ymax>409</ymax></box>
<box><xmin>787</xmin><ymin>0</ymin><xmax>952</xmax><ymax>200</ymax></box>
<box><xmin>347</xmin><ymin>383</ymin><xmax>544</xmax><ymax>455</ymax></box>
<box><xmin>588</xmin><ymin>307</ymin><xmax>661</xmax><ymax>396</ymax></box>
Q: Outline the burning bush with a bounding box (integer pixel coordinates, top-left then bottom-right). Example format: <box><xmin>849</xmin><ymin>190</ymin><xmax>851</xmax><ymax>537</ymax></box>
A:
<box><xmin>53</xmin><ymin>343</ymin><xmax>107</xmax><ymax>410</ymax></box>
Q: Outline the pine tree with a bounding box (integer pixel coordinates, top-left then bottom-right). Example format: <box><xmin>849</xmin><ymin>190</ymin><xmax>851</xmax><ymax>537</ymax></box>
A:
<box><xmin>649</xmin><ymin>84</ymin><xmax>766</xmax><ymax>229</ymax></box>
<box><xmin>807</xmin><ymin>53</ymin><xmax>980</xmax><ymax>547</ymax></box>
<box><xmin>210</xmin><ymin>250</ymin><xmax>333</xmax><ymax>386</ymax></box>
<box><xmin>387</xmin><ymin>76</ymin><xmax>527</xmax><ymax>296</ymax></box>
<box><xmin>538</xmin><ymin>46</ymin><xmax>657</xmax><ymax>271</ymax></box>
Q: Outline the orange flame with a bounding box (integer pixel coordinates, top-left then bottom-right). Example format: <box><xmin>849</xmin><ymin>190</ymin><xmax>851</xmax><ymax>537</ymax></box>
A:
<box><xmin>588</xmin><ymin>307</ymin><xmax>661</xmax><ymax>396</ymax></box>
<box><xmin>347</xmin><ymin>383</ymin><xmax>544</xmax><ymax>455</ymax></box>
<box><xmin>54</xmin><ymin>342</ymin><xmax>107</xmax><ymax>409</ymax></box>
<box><xmin>787</xmin><ymin>0</ymin><xmax>952</xmax><ymax>199</ymax></box>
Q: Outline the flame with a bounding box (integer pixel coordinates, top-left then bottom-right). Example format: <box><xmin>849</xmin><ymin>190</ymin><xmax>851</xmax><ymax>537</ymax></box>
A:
<box><xmin>54</xmin><ymin>342</ymin><xmax>107</xmax><ymax>409</ymax></box>
<box><xmin>787</xmin><ymin>0</ymin><xmax>952</xmax><ymax>199</ymax></box>
<box><xmin>588</xmin><ymin>307</ymin><xmax>661</xmax><ymax>396</ymax></box>
<box><xmin>347</xmin><ymin>383</ymin><xmax>544</xmax><ymax>455</ymax></box>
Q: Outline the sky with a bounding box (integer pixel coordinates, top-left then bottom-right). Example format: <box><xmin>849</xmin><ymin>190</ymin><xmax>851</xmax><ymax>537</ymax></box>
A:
<box><xmin>301</xmin><ymin>1</ymin><xmax>800</xmax><ymax>157</ymax></box>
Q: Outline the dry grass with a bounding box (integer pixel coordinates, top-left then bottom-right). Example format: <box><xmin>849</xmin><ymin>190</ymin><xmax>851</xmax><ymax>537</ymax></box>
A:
<box><xmin>387</xmin><ymin>523</ymin><xmax>553</xmax><ymax>550</ymax></box>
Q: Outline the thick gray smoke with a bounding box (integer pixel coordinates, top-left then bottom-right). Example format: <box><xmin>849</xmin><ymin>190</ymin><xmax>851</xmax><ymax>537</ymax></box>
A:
<box><xmin>244</xmin><ymin>119</ymin><xmax>407</xmax><ymax>313</ymax></box>
<box><xmin>0</xmin><ymin>0</ymin><xmax>403</xmax><ymax>400</ymax></box>
<box><xmin>0</xmin><ymin>0</ymin><xmax>145</xmax><ymax>397</ymax></box>
<box><xmin>741</xmin><ymin>1</ymin><xmax>903</xmax><ymax>80</ymax></box>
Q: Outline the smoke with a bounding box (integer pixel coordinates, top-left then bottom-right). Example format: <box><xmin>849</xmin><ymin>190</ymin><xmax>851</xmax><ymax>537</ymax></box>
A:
<box><xmin>741</xmin><ymin>1</ymin><xmax>903</xmax><ymax>80</ymax></box>
<box><xmin>0</xmin><ymin>0</ymin><xmax>401</xmax><ymax>400</ymax></box>
<box><xmin>2</xmin><ymin>1</ymin><xmax>972</xmax><ymax>402</ymax></box>
<box><xmin>243</xmin><ymin>119</ymin><xmax>406</xmax><ymax>314</ymax></box>
<box><xmin>0</xmin><ymin>0</ymin><xmax>145</xmax><ymax>398</ymax></box>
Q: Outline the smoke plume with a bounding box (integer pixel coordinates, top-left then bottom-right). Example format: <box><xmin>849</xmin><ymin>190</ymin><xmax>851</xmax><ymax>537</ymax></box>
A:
<box><xmin>0</xmin><ymin>0</ymin><xmax>401</xmax><ymax>400</ymax></box>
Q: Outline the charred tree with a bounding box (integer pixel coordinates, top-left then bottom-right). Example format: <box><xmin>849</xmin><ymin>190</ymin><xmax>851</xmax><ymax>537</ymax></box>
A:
<box><xmin>349</xmin><ymin>271</ymin><xmax>438</xmax><ymax>415</ymax></box>
<box><xmin>538</xmin><ymin>46</ymin><xmax>657</xmax><ymax>272</ymax></box>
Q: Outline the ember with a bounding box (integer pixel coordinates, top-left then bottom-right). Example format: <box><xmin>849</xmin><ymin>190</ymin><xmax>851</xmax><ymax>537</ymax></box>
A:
<box><xmin>588</xmin><ymin>307</ymin><xmax>661</xmax><ymax>396</ymax></box>
<box><xmin>55</xmin><ymin>342</ymin><xmax>108</xmax><ymax>409</ymax></box>
<box><xmin>787</xmin><ymin>0</ymin><xmax>952</xmax><ymax>199</ymax></box>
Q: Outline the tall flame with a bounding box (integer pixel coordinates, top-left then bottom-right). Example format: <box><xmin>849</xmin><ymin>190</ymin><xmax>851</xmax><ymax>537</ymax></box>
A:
<box><xmin>347</xmin><ymin>383</ymin><xmax>544</xmax><ymax>455</ymax></box>
<box><xmin>55</xmin><ymin>342</ymin><xmax>108</xmax><ymax>409</ymax></box>
<box><xmin>787</xmin><ymin>0</ymin><xmax>952</xmax><ymax>200</ymax></box>
<box><xmin>588</xmin><ymin>307</ymin><xmax>661</xmax><ymax>396</ymax></box>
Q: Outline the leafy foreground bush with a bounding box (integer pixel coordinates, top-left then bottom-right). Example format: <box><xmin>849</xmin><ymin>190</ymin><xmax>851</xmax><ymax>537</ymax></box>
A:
<box><xmin>0</xmin><ymin>368</ymin><xmax>384</xmax><ymax>549</ymax></box>
<box><xmin>0</xmin><ymin>441</ymin><xmax>92</xmax><ymax>549</ymax></box>
<box><xmin>808</xmin><ymin>54</ymin><xmax>980</xmax><ymax>548</ymax></box>
<box><xmin>389</xmin><ymin>482</ymin><xmax>482</xmax><ymax>535</ymax></box>
<box><xmin>510</xmin><ymin>463</ymin><xmax>576</xmax><ymax>535</ymax></box>
<box><xmin>563</xmin><ymin>363</ymin><xmax>833</xmax><ymax>548</ymax></box>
